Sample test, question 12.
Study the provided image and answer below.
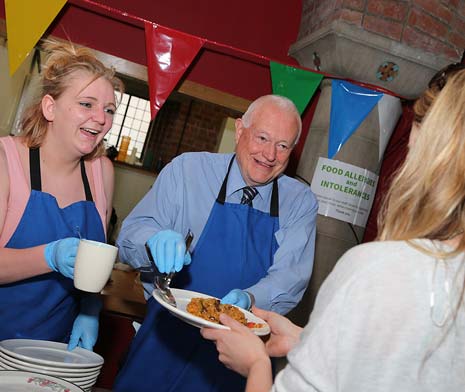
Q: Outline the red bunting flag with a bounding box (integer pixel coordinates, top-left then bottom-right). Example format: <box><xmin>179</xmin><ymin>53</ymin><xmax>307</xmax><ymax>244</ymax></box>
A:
<box><xmin>144</xmin><ymin>21</ymin><xmax>205</xmax><ymax>120</ymax></box>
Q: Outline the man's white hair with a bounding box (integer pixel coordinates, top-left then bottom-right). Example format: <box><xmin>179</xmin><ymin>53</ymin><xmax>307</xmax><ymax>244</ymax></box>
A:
<box><xmin>241</xmin><ymin>95</ymin><xmax>302</xmax><ymax>145</ymax></box>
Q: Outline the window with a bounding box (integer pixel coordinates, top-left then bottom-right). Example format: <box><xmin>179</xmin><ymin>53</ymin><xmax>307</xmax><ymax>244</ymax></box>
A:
<box><xmin>104</xmin><ymin>73</ymin><xmax>244</xmax><ymax>171</ymax></box>
<box><xmin>105</xmin><ymin>74</ymin><xmax>152</xmax><ymax>162</ymax></box>
<box><xmin>106</xmin><ymin>92</ymin><xmax>151</xmax><ymax>160</ymax></box>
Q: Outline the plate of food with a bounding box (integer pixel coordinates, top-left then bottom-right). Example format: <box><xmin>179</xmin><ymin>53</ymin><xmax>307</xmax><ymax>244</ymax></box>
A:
<box><xmin>153</xmin><ymin>288</ymin><xmax>270</xmax><ymax>336</ymax></box>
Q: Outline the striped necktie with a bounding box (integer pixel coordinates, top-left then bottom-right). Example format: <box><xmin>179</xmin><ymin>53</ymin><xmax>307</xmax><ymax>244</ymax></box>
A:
<box><xmin>241</xmin><ymin>186</ymin><xmax>258</xmax><ymax>206</ymax></box>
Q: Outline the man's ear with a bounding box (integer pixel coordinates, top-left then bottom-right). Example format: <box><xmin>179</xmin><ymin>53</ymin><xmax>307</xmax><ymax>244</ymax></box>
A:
<box><xmin>235</xmin><ymin>118</ymin><xmax>244</xmax><ymax>144</ymax></box>
<box><xmin>41</xmin><ymin>94</ymin><xmax>56</xmax><ymax>121</ymax></box>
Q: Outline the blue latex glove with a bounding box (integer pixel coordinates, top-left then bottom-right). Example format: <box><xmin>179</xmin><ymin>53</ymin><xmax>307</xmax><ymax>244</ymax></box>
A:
<box><xmin>146</xmin><ymin>230</ymin><xmax>192</xmax><ymax>273</ymax></box>
<box><xmin>68</xmin><ymin>296</ymin><xmax>102</xmax><ymax>351</ymax></box>
<box><xmin>221</xmin><ymin>289</ymin><xmax>252</xmax><ymax>310</ymax></box>
<box><xmin>44</xmin><ymin>237</ymin><xmax>80</xmax><ymax>278</ymax></box>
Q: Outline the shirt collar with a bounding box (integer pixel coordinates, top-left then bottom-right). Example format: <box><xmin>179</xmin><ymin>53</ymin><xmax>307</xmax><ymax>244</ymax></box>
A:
<box><xmin>227</xmin><ymin>158</ymin><xmax>273</xmax><ymax>201</ymax></box>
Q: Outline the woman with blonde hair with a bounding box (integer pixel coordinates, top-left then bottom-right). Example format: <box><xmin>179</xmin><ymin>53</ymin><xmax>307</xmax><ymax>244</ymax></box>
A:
<box><xmin>202</xmin><ymin>66</ymin><xmax>465</xmax><ymax>391</ymax></box>
<box><xmin>0</xmin><ymin>39</ymin><xmax>123</xmax><ymax>350</ymax></box>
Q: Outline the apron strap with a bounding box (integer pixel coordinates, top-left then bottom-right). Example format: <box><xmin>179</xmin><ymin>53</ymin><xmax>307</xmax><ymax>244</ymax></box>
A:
<box><xmin>270</xmin><ymin>178</ymin><xmax>279</xmax><ymax>217</ymax></box>
<box><xmin>29</xmin><ymin>148</ymin><xmax>41</xmax><ymax>191</ymax></box>
<box><xmin>80</xmin><ymin>159</ymin><xmax>93</xmax><ymax>202</ymax></box>
<box><xmin>217</xmin><ymin>155</ymin><xmax>236</xmax><ymax>205</ymax></box>
<box><xmin>28</xmin><ymin>147</ymin><xmax>93</xmax><ymax>201</ymax></box>
<box><xmin>217</xmin><ymin>154</ymin><xmax>279</xmax><ymax>217</ymax></box>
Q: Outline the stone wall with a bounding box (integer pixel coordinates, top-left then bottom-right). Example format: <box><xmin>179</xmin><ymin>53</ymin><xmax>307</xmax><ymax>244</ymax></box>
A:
<box><xmin>292</xmin><ymin>0</ymin><xmax>465</xmax><ymax>98</ymax></box>
<box><xmin>299</xmin><ymin>0</ymin><xmax>465</xmax><ymax>62</ymax></box>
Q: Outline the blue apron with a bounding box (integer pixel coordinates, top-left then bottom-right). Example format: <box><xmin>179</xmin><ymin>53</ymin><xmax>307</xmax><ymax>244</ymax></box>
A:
<box><xmin>114</xmin><ymin>156</ymin><xmax>280</xmax><ymax>392</ymax></box>
<box><xmin>0</xmin><ymin>148</ymin><xmax>105</xmax><ymax>342</ymax></box>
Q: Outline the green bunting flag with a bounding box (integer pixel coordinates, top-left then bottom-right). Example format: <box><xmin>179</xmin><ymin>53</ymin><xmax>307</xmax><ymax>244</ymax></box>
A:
<box><xmin>270</xmin><ymin>61</ymin><xmax>323</xmax><ymax>115</ymax></box>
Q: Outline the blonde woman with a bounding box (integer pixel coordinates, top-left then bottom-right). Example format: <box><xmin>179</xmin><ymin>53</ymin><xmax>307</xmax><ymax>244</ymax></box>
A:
<box><xmin>0</xmin><ymin>39</ymin><xmax>123</xmax><ymax>350</ymax></box>
<box><xmin>202</xmin><ymin>67</ymin><xmax>465</xmax><ymax>391</ymax></box>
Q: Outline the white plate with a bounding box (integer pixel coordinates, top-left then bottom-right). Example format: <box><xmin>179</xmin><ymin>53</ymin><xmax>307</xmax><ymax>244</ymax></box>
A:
<box><xmin>0</xmin><ymin>370</ymin><xmax>84</xmax><ymax>391</ymax></box>
<box><xmin>0</xmin><ymin>357</ymin><xmax>99</xmax><ymax>382</ymax></box>
<box><xmin>0</xmin><ymin>361</ymin><xmax>19</xmax><ymax>370</ymax></box>
<box><xmin>153</xmin><ymin>288</ymin><xmax>270</xmax><ymax>336</ymax></box>
<box><xmin>0</xmin><ymin>362</ymin><xmax>99</xmax><ymax>389</ymax></box>
<box><xmin>0</xmin><ymin>351</ymin><xmax>101</xmax><ymax>376</ymax></box>
<box><xmin>76</xmin><ymin>379</ymin><xmax>97</xmax><ymax>389</ymax></box>
<box><xmin>0</xmin><ymin>340</ymin><xmax>103</xmax><ymax>368</ymax></box>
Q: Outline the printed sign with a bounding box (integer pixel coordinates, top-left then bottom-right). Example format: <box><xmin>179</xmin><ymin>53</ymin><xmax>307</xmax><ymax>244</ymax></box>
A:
<box><xmin>311</xmin><ymin>157</ymin><xmax>379</xmax><ymax>227</ymax></box>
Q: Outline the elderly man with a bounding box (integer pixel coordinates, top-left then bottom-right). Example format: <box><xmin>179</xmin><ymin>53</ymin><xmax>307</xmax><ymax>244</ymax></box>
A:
<box><xmin>114</xmin><ymin>94</ymin><xmax>318</xmax><ymax>392</ymax></box>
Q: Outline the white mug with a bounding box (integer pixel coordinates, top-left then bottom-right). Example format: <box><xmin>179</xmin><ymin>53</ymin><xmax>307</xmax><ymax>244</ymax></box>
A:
<box><xmin>74</xmin><ymin>239</ymin><xmax>118</xmax><ymax>293</ymax></box>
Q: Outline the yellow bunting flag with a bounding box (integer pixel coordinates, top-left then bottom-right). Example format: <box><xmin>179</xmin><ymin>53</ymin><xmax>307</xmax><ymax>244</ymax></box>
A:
<box><xmin>5</xmin><ymin>0</ymin><xmax>67</xmax><ymax>75</ymax></box>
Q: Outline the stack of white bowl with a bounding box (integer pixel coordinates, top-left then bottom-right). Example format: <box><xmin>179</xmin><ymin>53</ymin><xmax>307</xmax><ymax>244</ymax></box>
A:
<box><xmin>0</xmin><ymin>339</ymin><xmax>104</xmax><ymax>392</ymax></box>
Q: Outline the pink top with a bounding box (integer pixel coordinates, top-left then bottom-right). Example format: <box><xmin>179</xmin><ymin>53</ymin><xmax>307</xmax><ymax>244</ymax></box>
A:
<box><xmin>0</xmin><ymin>136</ymin><xmax>108</xmax><ymax>247</ymax></box>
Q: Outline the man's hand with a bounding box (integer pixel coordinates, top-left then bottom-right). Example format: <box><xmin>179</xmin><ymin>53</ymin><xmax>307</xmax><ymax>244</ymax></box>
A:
<box><xmin>146</xmin><ymin>230</ymin><xmax>191</xmax><ymax>273</ymax></box>
<box><xmin>221</xmin><ymin>289</ymin><xmax>252</xmax><ymax>310</ymax></box>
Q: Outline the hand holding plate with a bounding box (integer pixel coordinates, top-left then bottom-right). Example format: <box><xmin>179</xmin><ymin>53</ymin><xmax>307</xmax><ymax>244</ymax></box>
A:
<box><xmin>201</xmin><ymin>313</ymin><xmax>271</xmax><ymax>378</ymax></box>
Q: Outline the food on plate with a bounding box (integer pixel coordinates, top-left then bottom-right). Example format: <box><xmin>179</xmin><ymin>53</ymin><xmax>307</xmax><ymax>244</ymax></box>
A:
<box><xmin>186</xmin><ymin>297</ymin><xmax>247</xmax><ymax>325</ymax></box>
<box><xmin>246</xmin><ymin>321</ymin><xmax>265</xmax><ymax>329</ymax></box>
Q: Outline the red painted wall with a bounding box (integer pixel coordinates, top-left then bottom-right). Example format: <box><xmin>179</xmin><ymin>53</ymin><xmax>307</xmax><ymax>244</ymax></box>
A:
<box><xmin>0</xmin><ymin>0</ymin><xmax>302</xmax><ymax>100</ymax></box>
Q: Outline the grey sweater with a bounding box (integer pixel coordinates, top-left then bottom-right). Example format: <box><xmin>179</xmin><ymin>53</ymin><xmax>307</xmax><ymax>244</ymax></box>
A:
<box><xmin>273</xmin><ymin>240</ymin><xmax>465</xmax><ymax>392</ymax></box>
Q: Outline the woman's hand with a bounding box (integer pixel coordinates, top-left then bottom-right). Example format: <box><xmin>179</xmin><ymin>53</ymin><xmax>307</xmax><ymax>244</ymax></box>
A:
<box><xmin>201</xmin><ymin>313</ymin><xmax>270</xmax><ymax>377</ymax></box>
<box><xmin>252</xmin><ymin>307</ymin><xmax>303</xmax><ymax>358</ymax></box>
<box><xmin>44</xmin><ymin>237</ymin><xmax>80</xmax><ymax>278</ymax></box>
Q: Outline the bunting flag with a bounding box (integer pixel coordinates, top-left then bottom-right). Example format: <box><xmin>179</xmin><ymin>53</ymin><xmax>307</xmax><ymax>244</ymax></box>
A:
<box><xmin>145</xmin><ymin>21</ymin><xmax>205</xmax><ymax>120</ymax></box>
<box><xmin>5</xmin><ymin>0</ymin><xmax>67</xmax><ymax>76</ymax></box>
<box><xmin>270</xmin><ymin>61</ymin><xmax>323</xmax><ymax>115</ymax></box>
<box><xmin>328</xmin><ymin>80</ymin><xmax>383</xmax><ymax>159</ymax></box>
